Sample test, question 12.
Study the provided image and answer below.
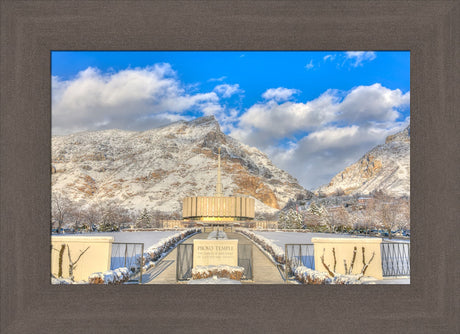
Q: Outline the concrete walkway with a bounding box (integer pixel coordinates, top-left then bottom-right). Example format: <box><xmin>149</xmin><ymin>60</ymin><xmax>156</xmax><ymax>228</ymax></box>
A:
<box><xmin>227</xmin><ymin>232</ymin><xmax>285</xmax><ymax>284</ymax></box>
<box><xmin>143</xmin><ymin>232</ymin><xmax>206</xmax><ymax>284</ymax></box>
<box><xmin>143</xmin><ymin>231</ymin><xmax>285</xmax><ymax>284</ymax></box>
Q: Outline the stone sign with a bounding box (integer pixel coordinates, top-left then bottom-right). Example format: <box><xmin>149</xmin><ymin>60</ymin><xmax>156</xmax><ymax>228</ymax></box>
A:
<box><xmin>193</xmin><ymin>239</ymin><xmax>238</xmax><ymax>267</ymax></box>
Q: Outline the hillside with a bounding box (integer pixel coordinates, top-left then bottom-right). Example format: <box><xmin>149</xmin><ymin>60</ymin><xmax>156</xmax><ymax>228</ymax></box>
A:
<box><xmin>315</xmin><ymin>126</ymin><xmax>410</xmax><ymax>197</ymax></box>
<box><xmin>52</xmin><ymin>116</ymin><xmax>308</xmax><ymax>214</ymax></box>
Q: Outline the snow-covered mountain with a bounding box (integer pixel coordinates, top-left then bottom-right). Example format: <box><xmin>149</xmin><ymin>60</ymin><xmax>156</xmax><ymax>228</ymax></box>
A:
<box><xmin>52</xmin><ymin>116</ymin><xmax>307</xmax><ymax>214</ymax></box>
<box><xmin>315</xmin><ymin>126</ymin><xmax>410</xmax><ymax>197</ymax></box>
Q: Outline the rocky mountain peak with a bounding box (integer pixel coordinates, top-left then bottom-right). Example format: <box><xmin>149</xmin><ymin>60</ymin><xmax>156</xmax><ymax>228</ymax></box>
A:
<box><xmin>385</xmin><ymin>125</ymin><xmax>410</xmax><ymax>144</ymax></box>
<box><xmin>316</xmin><ymin>125</ymin><xmax>410</xmax><ymax>198</ymax></box>
<box><xmin>187</xmin><ymin>114</ymin><xmax>220</xmax><ymax>128</ymax></box>
<box><xmin>52</xmin><ymin>116</ymin><xmax>308</xmax><ymax>214</ymax></box>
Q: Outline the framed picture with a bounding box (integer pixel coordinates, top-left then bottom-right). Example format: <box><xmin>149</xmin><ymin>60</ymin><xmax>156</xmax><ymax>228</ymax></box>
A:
<box><xmin>1</xmin><ymin>1</ymin><xmax>457</xmax><ymax>333</ymax></box>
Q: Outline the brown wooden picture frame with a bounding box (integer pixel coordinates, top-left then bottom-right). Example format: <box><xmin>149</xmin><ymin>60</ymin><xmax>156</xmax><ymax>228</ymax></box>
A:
<box><xmin>1</xmin><ymin>1</ymin><xmax>458</xmax><ymax>332</ymax></box>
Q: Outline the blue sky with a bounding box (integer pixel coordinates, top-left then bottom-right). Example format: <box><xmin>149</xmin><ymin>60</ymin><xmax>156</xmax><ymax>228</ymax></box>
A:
<box><xmin>52</xmin><ymin>51</ymin><xmax>410</xmax><ymax>189</ymax></box>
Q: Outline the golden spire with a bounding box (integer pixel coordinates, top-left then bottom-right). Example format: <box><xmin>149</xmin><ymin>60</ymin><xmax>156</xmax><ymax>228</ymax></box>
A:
<box><xmin>215</xmin><ymin>147</ymin><xmax>223</xmax><ymax>196</ymax></box>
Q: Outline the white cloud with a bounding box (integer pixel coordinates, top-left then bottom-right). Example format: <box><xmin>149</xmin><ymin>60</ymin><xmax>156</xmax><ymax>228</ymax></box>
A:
<box><xmin>200</xmin><ymin>102</ymin><xmax>224</xmax><ymax>116</ymax></box>
<box><xmin>269</xmin><ymin>122</ymin><xmax>408</xmax><ymax>189</ymax></box>
<box><xmin>262</xmin><ymin>87</ymin><xmax>299</xmax><ymax>102</ymax></box>
<box><xmin>232</xmin><ymin>84</ymin><xmax>408</xmax><ymax>147</ymax></box>
<box><xmin>235</xmin><ymin>92</ymin><xmax>337</xmax><ymax>145</ymax></box>
<box><xmin>230</xmin><ymin>83</ymin><xmax>410</xmax><ymax>189</ymax></box>
<box><xmin>52</xmin><ymin>63</ymin><xmax>409</xmax><ymax>190</ymax></box>
<box><xmin>345</xmin><ymin>51</ymin><xmax>377</xmax><ymax>67</ymax></box>
<box><xmin>214</xmin><ymin>84</ymin><xmax>243</xmax><ymax>98</ymax></box>
<box><xmin>216</xmin><ymin>108</ymin><xmax>240</xmax><ymax>133</ymax></box>
<box><xmin>323</xmin><ymin>54</ymin><xmax>336</xmax><ymax>61</ymax></box>
<box><xmin>305</xmin><ymin>59</ymin><xmax>314</xmax><ymax>70</ymax></box>
<box><xmin>338</xmin><ymin>84</ymin><xmax>409</xmax><ymax>124</ymax></box>
<box><xmin>208</xmin><ymin>76</ymin><xmax>227</xmax><ymax>82</ymax></box>
<box><xmin>52</xmin><ymin>64</ymin><xmax>222</xmax><ymax>135</ymax></box>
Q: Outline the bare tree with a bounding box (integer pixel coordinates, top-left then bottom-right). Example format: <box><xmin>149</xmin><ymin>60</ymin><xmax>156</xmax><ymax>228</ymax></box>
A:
<box><xmin>149</xmin><ymin>210</ymin><xmax>162</xmax><ymax>228</ymax></box>
<box><xmin>323</xmin><ymin>206</ymin><xmax>355</xmax><ymax>233</ymax></box>
<box><xmin>67</xmin><ymin>200</ymin><xmax>86</xmax><ymax>232</ymax></box>
<box><xmin>67</xmin><ymin>245</ymin><xmax>90</xmax><ymax>281</ymax></box>
<box><xmin>373</xmin><ymin>195</ymin><xmax>399</xmax><ymax>239</ymax></box>
<box><xmin>55</xmin><ymin>244</ymin><xmax>66</xmax><ymax>277</ymax></box>
<box><xmin>52</xmin><ymin>243</ymin><xmax>90</xmax><ymax>281</ymax></box>
<box><xmin>395</xmin><ymin>199</ymin><xmax>410</xmax><ymax>233</ymax></box>
<box><xmin>320</xmin><ymin>246</ymin><xmax>375</xmax><ymax>279</ymax></box>
<box><xmin>51</xmin><ymin>193</ymin><xmax>72</xmax><ymax>233</ymax></box>
<box><xmin>353</xmin><ymin>211</ymin><xmax>373</xmax><ymax>235</ymax></box>
<box><xmin>81</xmin><ymin>204</ymin><xmax>102</xmax><ymax>231</ymax></box>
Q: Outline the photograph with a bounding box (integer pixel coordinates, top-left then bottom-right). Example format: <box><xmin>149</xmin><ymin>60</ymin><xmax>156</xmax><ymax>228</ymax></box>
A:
<box><xmin>50</xmin><ymin>51</ymin><xmax>410</xmax><ymax>285</ymax></box>
<box><xmin>2</xmin><ymin>1</ymin><xmax>457</xmax><ymax>332</ymax></box>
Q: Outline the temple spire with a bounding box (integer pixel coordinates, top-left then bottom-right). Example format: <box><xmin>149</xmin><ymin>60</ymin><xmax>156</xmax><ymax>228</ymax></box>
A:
<box><xmin>215</xmin><ymin>147</ymin><xmax>223</xmax><ymax>196</ymax></box>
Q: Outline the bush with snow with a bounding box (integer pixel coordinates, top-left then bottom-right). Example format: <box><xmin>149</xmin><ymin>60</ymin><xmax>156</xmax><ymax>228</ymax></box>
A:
<box><xmin>51</xmin><ymin>277</ymin><xmax>75</xmax><ymax>285</ymax></box>
<box><xmin>82</xmin><ymin>228</ymin><xmax>200</xmax><ymax>284</ymax></box>
<box><xmin>238</xmin><ymin>228</ymin><xmax>367</xmax><ymax>285</ymax></box>
<box><xmin>191</xmin><ymin>265</ymin><xmax>244</xmax><ymax>281</ymax></box>
<box><xmin>237</xmin><ymin>228</ymin><xmax>285</xmax><ymax>264</ymax></box>
<box><xmin>293</xmin><ymin>266</ymin><xmax>363</xmax><ymax>285</ymax></box>
<box><xmin>88</xmin><ymin>267</ymin><xmax>130</xmax><ymax>284</ymax></box>
<box><xmin>141</xmin><ymin>228</ymin><xmax>200</xmax><ymax>269</ymax></box>
<box><xmin>188</xmin><ymin>277</ymin><xmax>242</xmax><ymax>284</ymax></box>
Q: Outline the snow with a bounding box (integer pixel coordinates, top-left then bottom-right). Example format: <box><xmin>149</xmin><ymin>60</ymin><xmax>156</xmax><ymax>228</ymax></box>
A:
<box><xmin>51</xmin><ymin>277</ymin><xmax>75</xmax><ymax>284</ymax></box>
<box><xmin>207</xmin><ymin>230</ymin><xmax>228</xmax><ymax>239</ymax></box>
<box><xmin>315</xmin><ymin>126</ymin><xmax>409</xmax><ymax>197</ymax></box>
<box><xmin>142</xmin><ymin>229</ymin><xmax>200</xmax><ymax>270</ymax></box>
<box><xmin>188</xmin><ymin>277</ymin><xmax>242</xmax><ymax>284</ymax></box>
<box><xmin>243</xmin><ymin>230</ymin><xmax>410</xmax><ymax>284</ymax></box>
<box><xmin>88</xmin><ymin>267</ymin><xmax>130</xmax><ymax>284</ymax></box>
<box><xmin>294</xmin><ymin>266</ymin><xmax>364</xmax><ymax>284</ymax></box>
<box><xmin>73</xmin><ymin>230</ymin><xmax>181</xmax><ymax>246</ymax></box>
<box><xmin>52</xmin><ymin>115</ymin><xmax>302</xmax><ymax>214</ymax></box>
<box><xmin>363</xmin><ymin>277</ymin><xmax>410</xmax><ymax>284</ymax></box>
<box><xmin>191</xmin><ymin>265</ymin><xmax>244</xmax><ymax>280</ymax></box>
<box><xmin>57</xmin><ymin>229</ymin><xmax>199</xmax><ymax>281</ymax></box>
<box><xmin>252</xmin><ymin>230</ymin><xmax>379</xmax><ymax>249</ymax></box>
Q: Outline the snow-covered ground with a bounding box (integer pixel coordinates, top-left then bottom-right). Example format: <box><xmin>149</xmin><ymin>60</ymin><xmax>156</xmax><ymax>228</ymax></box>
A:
<box><xmin>56</xmin><ymin>230</ymin><xmax>180</xmax><ymax>246</ymax></box>
<box><xmin>188</xmin><ymin>277</ymin><xmax>242</xmax><ymax>284</ymax></box>
<box><xmin>252</xmin><ymin>231</ymin><xmax>376</xmax><ymax>248</ymax></box>
<box><xmin>85</xmin><ymin>230</ymin><xmax>181</xmax><ymax>246</ymax></box>
<box><xmin>252</xmin><ymin>230</ymin><xmax>409</xmax><ymax>247</ymax></box>
<box><xmin>362</xmin><ymin>277</ymin><xmax>410</xmax><ymax>284</ymax></box>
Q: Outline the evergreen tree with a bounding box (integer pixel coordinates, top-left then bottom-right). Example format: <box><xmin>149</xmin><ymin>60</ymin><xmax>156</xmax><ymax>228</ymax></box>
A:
<box><xmin>136</xmin><ymin>208</ymin><xmax>151</xmax><ymax>228</ymax></box>
<box><xmin>308</xmin><ymin>202</ymin><xmax>325</xmax><ymax>216</ymax></box>
<box><xmin>278</xmin><ymin>208</ymin><xmax>303</xmax><ymax>229</ymax></box>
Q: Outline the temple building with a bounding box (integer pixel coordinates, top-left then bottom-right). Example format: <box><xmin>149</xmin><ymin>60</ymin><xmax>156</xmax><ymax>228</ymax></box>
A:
<box><xmin>182</xmin><ymin>148</ymin><xmax>255</xmax><ymax>223</ymax></box>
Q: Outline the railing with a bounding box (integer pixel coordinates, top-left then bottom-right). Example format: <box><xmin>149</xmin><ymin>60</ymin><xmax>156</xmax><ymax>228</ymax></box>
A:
<box><xmin>381</xmin><ymin>242</ymin><xmax>410</xmax><ymax>277</ymax></box>
<box><xmin>238</xmin><ymin>243</ymin><xmax>253</xmax><ymax>280</ymax></box>
<box><xmin>284</xmin><ymin>244</ymin><xmax>315</xmax><ymax>279</ymax></box>
<box><xmin>284</xmin><ymin>242</ymin><xmax>410</xmax><ymax>280</ymax></box>
<box><xmin>111</xmin><ymin>242</ymin><xmax>144</xmax><ymax>283</ymax></box>
<box><xmin>176</xmin><ymin>243</ymin><xmax>194</xmax><ymax>281</ymax></box>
